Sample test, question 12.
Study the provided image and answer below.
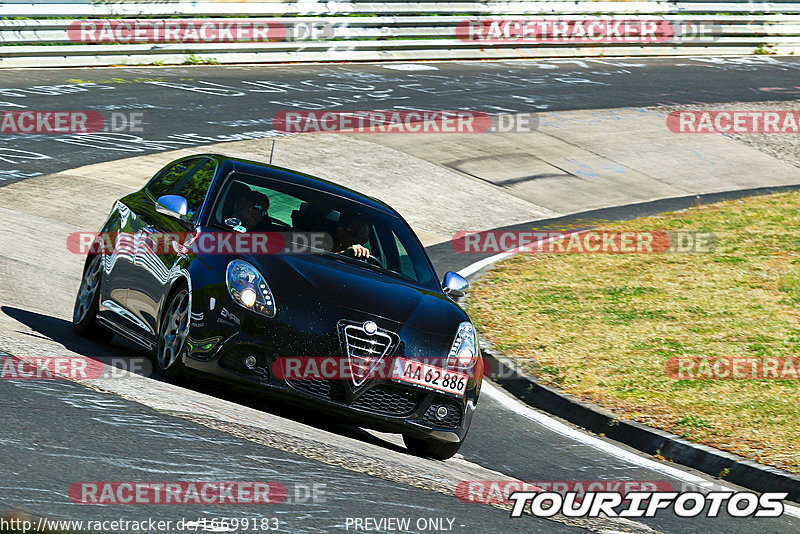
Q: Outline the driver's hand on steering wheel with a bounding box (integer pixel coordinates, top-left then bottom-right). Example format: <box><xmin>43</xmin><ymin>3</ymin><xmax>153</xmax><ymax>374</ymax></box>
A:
<box><xmin>347</xmin><ymin>244</ymin><xmax>370</xmax><ymax>258</ymax></box>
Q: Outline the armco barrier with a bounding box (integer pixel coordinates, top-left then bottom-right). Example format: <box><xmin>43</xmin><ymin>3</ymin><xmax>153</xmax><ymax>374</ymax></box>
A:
<box><xmin>0</xmin><ymin>1</ymin><xmax>799</xmax><ymax>67</ymax></box>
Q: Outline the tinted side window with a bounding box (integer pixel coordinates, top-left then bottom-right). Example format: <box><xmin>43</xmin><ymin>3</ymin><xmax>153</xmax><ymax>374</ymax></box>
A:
<box><xmin>259</xmin><ymin>186</ymin><xmax>302</xmax><ymax>226</ymax></box>
<box><xmin>179</xmin><ymin>159</ymin><xmax>217</xmax><ymax>221</ymax></box>
<box><xmin>393</xmin><ymin>233</ymin><xmax>414</xmax><ymax>279</ymax></box>
<box><xmin>147</xmin><ymin>158</ymin><xmax>203</xmax><ymax>199</ymax></box>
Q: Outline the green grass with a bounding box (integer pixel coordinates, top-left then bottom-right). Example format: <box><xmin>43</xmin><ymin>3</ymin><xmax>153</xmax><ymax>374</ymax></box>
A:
<box><xmin>182</xmin><ymin>54</ymin><xmax>220</xmax><ymax>65</ymax></box>
<box><xmin>467</xmin><ymin>190</ymin><xmax>800</xmax><ymax>473</ymax></box>
<box><xmin>754</xmin><ymin>44</ymin><xmax>778</xmax><ymax>55</ymax></box>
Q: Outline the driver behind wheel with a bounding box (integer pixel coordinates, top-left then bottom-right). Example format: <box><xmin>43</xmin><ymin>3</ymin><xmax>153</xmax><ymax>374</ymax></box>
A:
<box><xmin>333</xmin><ymin>214</ymin><xmax>371</xmax><ymax>259</ymax></box>
<box><xmin>231</xmin><ymin>189</ymin><xmax>273</xmax><ymax>232</ymax></box>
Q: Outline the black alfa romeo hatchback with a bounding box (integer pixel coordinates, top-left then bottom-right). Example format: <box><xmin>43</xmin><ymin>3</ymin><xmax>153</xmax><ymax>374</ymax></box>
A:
<box><xmin>72</xmin><ymin>154</ymin><xmax>482</xmax><ymax>459</ymax></box>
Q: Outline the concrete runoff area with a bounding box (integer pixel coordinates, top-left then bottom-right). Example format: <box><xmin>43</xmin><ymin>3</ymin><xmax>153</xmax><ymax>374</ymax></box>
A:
<box><xmin>357</xmin><ymin>107</ymin><xmax>800</xmax><ymax>215</ymax></box>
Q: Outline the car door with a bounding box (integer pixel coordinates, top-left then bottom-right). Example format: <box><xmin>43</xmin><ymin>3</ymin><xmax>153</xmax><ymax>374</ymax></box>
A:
<box><xmin>127</xmin><ymin>157</ymin><xmax>217</xmax><ymax>343</ymax></box>
<box><xmin>96</xmin><ymin>198</ymin><xmax>138</xmax><ymax>331</ymax></box>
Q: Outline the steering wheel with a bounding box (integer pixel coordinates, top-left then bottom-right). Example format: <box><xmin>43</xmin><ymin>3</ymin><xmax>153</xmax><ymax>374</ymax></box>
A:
<box><xmin>342</xmin><ymin>247</ymin><xmax>382</xmax><ymax>268</ymax></box>
<box><xmin>268</xmin><ymin>217</ymin><xmax>291</xmax><ymax>229</ymax></box>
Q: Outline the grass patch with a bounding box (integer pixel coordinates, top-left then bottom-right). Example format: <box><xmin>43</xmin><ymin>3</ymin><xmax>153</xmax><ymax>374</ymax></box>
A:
<box><xmin>183</xmin><ymin>54</ymin><xmax>220</xmax><ymax>65</ymax></box>
<box><xmin>467</xmin><ymin>190</ymin><xmax>800</xmax><ymax>473</ymax></box>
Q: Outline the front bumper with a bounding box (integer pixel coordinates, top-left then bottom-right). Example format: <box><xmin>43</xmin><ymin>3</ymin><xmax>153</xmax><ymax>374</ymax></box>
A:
<box><xmin>184</xmin><ymin>333</ymin><xmax>479</xmax><ymax>443</ymax></box>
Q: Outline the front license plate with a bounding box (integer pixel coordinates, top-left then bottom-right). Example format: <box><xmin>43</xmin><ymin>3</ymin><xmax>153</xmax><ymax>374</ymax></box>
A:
<box><xmin>391</xmin><ymin>357</ymin><xmax>468</xmax><ymax>397</ymax></box>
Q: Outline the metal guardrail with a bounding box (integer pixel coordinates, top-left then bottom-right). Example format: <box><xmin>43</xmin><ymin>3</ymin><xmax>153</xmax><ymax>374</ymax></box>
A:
<box><xmin>1</xmin><ymin>1</ymin><xmax>799</xmax><ymax>67</ymax></box>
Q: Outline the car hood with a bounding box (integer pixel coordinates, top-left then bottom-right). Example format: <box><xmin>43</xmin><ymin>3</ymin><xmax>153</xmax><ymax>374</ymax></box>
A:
<box><xmin>251</xmin><ymin>252</ymin><xmax>468</xmax><ymax>334</ymax></box>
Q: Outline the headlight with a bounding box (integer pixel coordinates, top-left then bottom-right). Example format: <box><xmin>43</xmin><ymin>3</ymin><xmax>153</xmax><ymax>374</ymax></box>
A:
<box><xmin>226</xmin><ymin>260</ymin><xmax>276</xmax><ymax>318</ymax></box>
<box><xmin>447</xmin><ymin>321</ymin><xmax>478</xmax><ymax>370</ymax></box>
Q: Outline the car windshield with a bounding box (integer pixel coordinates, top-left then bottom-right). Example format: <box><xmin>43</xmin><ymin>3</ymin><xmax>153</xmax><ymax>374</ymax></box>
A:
<box><xmin>211</xmin><ymin>171</ymin><xmax>438</xmax><ymax>288</ymax></box>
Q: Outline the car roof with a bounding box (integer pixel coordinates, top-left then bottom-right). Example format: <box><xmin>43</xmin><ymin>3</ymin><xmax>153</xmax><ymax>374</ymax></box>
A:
<box><xmin>202</xmin><ymin>153</ymin><xmax>398</xmax><ymax>218</ymax></box>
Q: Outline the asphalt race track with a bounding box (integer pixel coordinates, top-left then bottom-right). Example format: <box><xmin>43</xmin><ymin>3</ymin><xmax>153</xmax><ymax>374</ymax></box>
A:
<box><xmin>2</xmin><ymin>57</ymin><xmax>800</xmax><ymax>180</ymax></box>
<box><xmin>1</xmin><ymin>57</ymin><xmax>800</xmax><ymax>533</ymax></box>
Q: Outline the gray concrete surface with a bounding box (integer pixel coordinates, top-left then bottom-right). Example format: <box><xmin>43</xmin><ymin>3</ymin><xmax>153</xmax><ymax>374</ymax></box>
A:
<box><xmin>359</xmin><ymin>107</ymin><xmax>800</xmax><ymax>214</ymax></box>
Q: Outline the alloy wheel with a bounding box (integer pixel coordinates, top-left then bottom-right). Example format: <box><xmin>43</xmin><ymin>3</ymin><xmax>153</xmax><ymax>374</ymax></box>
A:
<box><xmin>159</xmin><ymin>290</ymin><xmax>189</xmax><ymax>371</ymax></box>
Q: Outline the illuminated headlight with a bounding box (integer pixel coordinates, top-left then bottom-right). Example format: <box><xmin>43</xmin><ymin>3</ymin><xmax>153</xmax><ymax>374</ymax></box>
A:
<box><xmin>447</xmin><ymin>322</ymin><xmax>478</xmax><ymax>370</ymax></box>
<box><xmin>241</xmin><ymin>288</ymin><xmax>257</xmax><ymax>308</ymax></box>
<box><xmin>226</xmin><ymin>260</ymin><xmax>276</xmax><ymax>318</ymax></box>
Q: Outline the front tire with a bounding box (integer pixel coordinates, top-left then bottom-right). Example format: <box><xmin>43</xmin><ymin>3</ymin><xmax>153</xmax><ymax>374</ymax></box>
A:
<box><xmin>155</xmin><ymin>288</ymin><xmax>189</xmax><ymax>380</ymax></box>
<box><xmin>72</xmin><ymin>255</ymin><xmax>113</xmax><ymax>343</ymax></box>
<box><xmin>403</xmin><ymin>435</ymin><xmax>462</xmax><ymax>460</ymax></box>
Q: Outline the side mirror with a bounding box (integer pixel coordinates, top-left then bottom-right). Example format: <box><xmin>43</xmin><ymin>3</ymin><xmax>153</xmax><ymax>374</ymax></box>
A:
<box><xmin>442</xmin><ymin>271</ymin><xmax>469</xmax><ymax>300</ymax></box>
<box><xmin>156</xmin><ymin>195</ymin><xmax>188</xmax><ymax>219</ymax></box>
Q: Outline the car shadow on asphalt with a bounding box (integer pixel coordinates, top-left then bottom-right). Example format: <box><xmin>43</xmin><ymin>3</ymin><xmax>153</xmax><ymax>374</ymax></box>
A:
<box><xmin>1</xmin><ymin>305</ymin><xmax>409</xmax><ymax>456</ymax></box>
<box><xmin>1</xmin><ymin>305</ymin><xmax>146</xmax><ymax>363</ymax></box>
